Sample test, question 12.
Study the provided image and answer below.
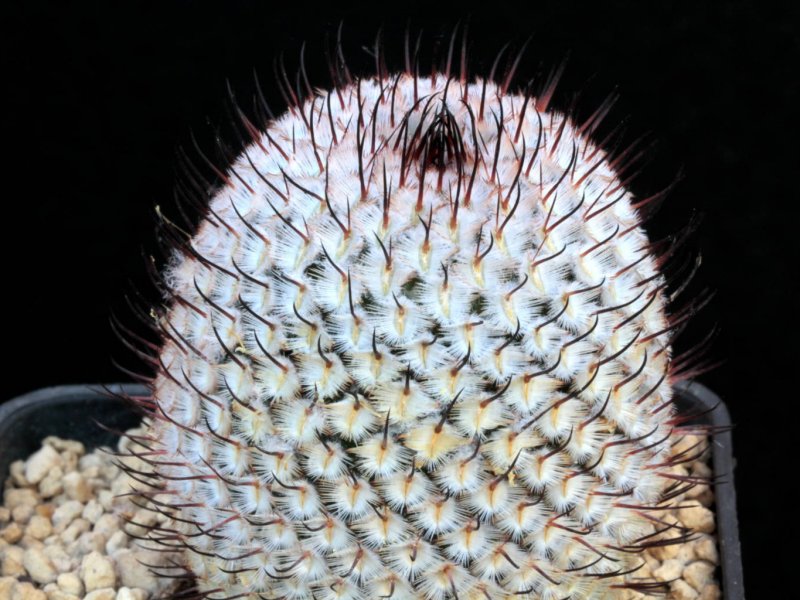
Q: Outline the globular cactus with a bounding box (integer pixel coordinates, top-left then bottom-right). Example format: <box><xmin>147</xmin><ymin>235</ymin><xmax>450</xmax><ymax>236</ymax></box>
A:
<box><xmin>116</xmin><ymin>36</ymin><xmax>705</xmax><ymax>600</ymax></box>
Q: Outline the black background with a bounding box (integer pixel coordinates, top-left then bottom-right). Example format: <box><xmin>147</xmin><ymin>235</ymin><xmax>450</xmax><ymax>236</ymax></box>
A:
<box><xmin>3</xmin><ymin>1</ymin><xmax>797</xmax><ymax>594</ymax></box>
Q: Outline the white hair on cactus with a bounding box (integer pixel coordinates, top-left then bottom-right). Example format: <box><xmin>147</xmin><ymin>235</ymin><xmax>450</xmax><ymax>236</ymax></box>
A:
<box><xmin>376</xmin><ymin>464</ymin><xmax>436</xmax><ymax>510</ymax></box>
<box><xmin>349</xmin><ymin>420</ymin><xmax>412</xmax><ymax>477</ymax></box>
<box><xmin>117</xmin><ymin>29</ymin><xmax>710</xmax><ymax>600</ymax></box>
<box><xmin>319</xmin><ymin>474</ymin><xmax>379</xmax><ymax>519</ymax></box>
<box><xmin>440</xmin><ymin>520</ymin><xmax>497</xmax><ymax>563</ymax></box>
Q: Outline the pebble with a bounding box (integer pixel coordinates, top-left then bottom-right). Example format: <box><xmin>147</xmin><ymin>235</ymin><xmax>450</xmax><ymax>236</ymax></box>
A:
<box><xmin>42</xmin><ymin>438</ymin><xmax>84</xmax><ymax>456</ymax></box>
<box><xmin>59</xmin><ymin>519</ymin><xmax>89</xmax><ymax>545</ymax></box>
<box><xmin>41</xmin><ymin>546</ymin><xmax>72</xmax><ymax>574</ymax></box>
<box><xmin>34</xmin><ymin>505</ymin><xmax>54</xmax><ymax>521</ymax></box>
<box><xmin>1</xmin><ymin>522</ymin><xmax>23</xmax><ymax>544</ymax></box>
<box><xmin>3</xmin><ymin>490</ymin><xmax>36</xmax><ymax>512</ymax></box>
<box><xmin>79</xmin><ymin>551</ymin><xmax>116</xmax><ymax>592</ymax></box>
<box><xmin>82</xmin><ymin>500</ymin><xmax>103</xmax><ymax>524</ymax></box>
<box><xmin>113</xmin><ymin>550</ymin><xmax>161</xmax><ymax>594</ymax></box>
<box><xmin>8</xmin><ymin>462</ymin><xmax>28</xmax><ymax>488</ymax></box>
<box><xmin>10</xmin><ymin>581</ymin><xmax>47</xmax><ymax>600</ymax></box>
<box><xmin>22</xmin><ymin>548</ymin><xmax>56</xmax><ymax>585</ymax></box>
<box><xmin>78</xmin><ymin>531</ymin><xmax>107</xmax><ymax>555</ymax></box>
<box><xmin>123</xmin><ymin>509</ymin><xmax>156</xmax><ymax>537</ymax></box>
<box><xmin>25</xmin><ymin>516</ymin><xmax>52</xmax><ymax>541</ymax></box>
<box><xmin>695</xmin><ymin>536</ymin><xmax>719</xmax><ymax>564</ymax></box>
<box><xmin>61</xmin><ymin>474</ymin><xmax>91</xmax><ymax>504</ymax></box>
<box><xmin>653</xmin><ymin>558</ymin><xmax>682</xmax><ymax>581</ymax></box>
<box><xmin>59</xmin><ymin>453</ymin><xmax>79</xmax><ymax>477</ymax></box>
<box><xmin>648</xmin><ymin>541</ymin><xmax>679</xmax><ymax>561</ymax></box>
<box><xmin>49</xmin><ymin>503</ymin><xmax>82</xmax><ymax>535</ymax></box>
<box><xmin>36</xmin><ymin>469</ymin><xmax>63</xmax><ymax>500</ymax></box>
<box><xmin>23</xmin><ymin>447</ymin><xmax>61</xmax><ymax>486</ymax></box>
<box><xmin>10</xmin><ymin>506</ymin><xmax>34</xmax><ymax>526</ymax></box>
<box><xmin>96</xmin><ymin>491</ymin><xmax>114</xmax><ymax>512</ymax></box>
<box><xmin>1</xmin><ymin>545</ymin><xmax>25</xmax><ymax>577</ymax></box>
<box><xmin>681</xmin><ymin>505</ymin><xmax>717</xmax><ymax>534</ymax></box>
<box><xmin>699</xmin><ymin>584</ymin><xmax>722</xmax><ymax>599</ymax></box>
<box><xmin>84</xmin><ymin>588</ymin><xmax>117</xmax><ymax>600</ymax></box>
<box><xmin>104</xmin><ymin>531</ymin><xmax>127</xmax><ymax>555</ymax></box>
<box><xmin>78</xmin><ymin>453</ymin><xmax>102</xmax><ymax>471</ymax></box>
<box><xmin>41</xmin><ymin>583</ymin><xmax>80</xmax><ymax>600</ymax></box>
<box><xmin>19</xmin><ymin>536</ymin><xmax>43</xmax><ymax>552</ymax></box>
<box><xmin>92</xmin><ymin>515</ymin><xmax>119</xmax><ymax>541</ymax></box>
<box><xmin>0</xmin><ymin>577</ymin><xmax>15</xmax><ymax>598</ymax></box>
<box><xmin>672</xmin><ymin>579</ymin><xmax>699</xmax><ymax>599</ymax></box>
<box><xmin>55</xmin><ymin>572</ymin><xmax>83</xmax><ymax>596</ymax></box>
<box><xmin>684</xmin><ymin>560</ymin><xmax>716</xmax><ymax>592</ymax></box>
<box><xmin>1</xmin><ymin>429</ymin><xmax>181</xmax><ymax>600</ymax></box>
<box><xmin>692</xmin><ymin>461</ymin><xmax>713</xmax><ymax>479</ymax></box>
<box><xmin>115</xmin><ymin>588</ymin><xmax>147</xmax><ymax>600</ymax></box>
<box><xmin>676</xmin><ymin>540</ymin><xmax>696</xmax><ymax>563</ymax></box>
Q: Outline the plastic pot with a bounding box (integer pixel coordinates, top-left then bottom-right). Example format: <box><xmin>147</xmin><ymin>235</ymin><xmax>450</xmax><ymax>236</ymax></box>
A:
<box><xmin>673</xmin><ymin>380</ymin><xmax>744</xmax><ymax>599</ymax></box>
<box><xmin>0</xmin><ymin>382</ymin><xmax>744</xmax><ymax>598</ymax></box>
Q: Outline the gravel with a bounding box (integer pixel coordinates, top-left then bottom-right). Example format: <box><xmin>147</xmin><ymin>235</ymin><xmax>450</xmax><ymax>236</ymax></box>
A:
<box><xmin>0</xmin><ymin>429</ymin><xmax>181</xmax><ymax>600</ymax></box>
<box><xmin>623</xmin><ymin>433</ymin><xmax>723</xmax><ymax>599</ymax></box>
<box><xmin>1</xmin><ymin>426</ymin><xmax>723</xmax><ymax>599</ymax></box>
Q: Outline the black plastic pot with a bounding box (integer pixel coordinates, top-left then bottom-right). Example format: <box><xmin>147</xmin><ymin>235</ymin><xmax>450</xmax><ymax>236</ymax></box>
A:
<box><xmin>0</xmin><ymin>382</ymin><xmax>744</xmax><ymax>598</ymax></box>
<box><xmin>673</xmin><ymin>380</ymin><xmax>745</xmax><ymax>600</ymax></box>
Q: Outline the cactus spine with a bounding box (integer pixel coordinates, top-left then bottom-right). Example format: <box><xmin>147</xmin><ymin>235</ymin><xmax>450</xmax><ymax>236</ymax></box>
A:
<box><xmin>119</xmin><ymin>53</ymin><xmax>699</xmax><ymax>599</ymax></box>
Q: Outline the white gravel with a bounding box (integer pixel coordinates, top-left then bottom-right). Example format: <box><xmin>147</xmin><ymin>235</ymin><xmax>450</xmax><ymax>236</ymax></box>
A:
<box><xmin>0</xmin><ymin>429</ymin><xmax>182</xmax><ymax>600</ymax></box>
<box><xmin>623</xmin><ymin>434</ymin><xmax>723</xmax><ymax>599</ymax></box>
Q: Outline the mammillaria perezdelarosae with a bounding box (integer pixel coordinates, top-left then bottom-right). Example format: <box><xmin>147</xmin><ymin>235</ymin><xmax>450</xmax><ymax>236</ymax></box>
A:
<box><xmin>115</xmin><ymin>38</ymin><xmax>706</xmax><ymax>600</ymax></box>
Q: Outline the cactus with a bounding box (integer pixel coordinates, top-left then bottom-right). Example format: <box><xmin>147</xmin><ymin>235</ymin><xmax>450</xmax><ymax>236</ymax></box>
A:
<box><xmin>116</xmin><ymin>38</ymin><xmax>705</xmax><ymax>600</ymax></box>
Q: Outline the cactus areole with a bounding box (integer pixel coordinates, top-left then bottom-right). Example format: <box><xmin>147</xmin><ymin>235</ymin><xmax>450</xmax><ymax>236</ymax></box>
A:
<box><xmin>121</xmin><ymin>46</ymin><xmax>699</xmax><ymax>599</ymax></box>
